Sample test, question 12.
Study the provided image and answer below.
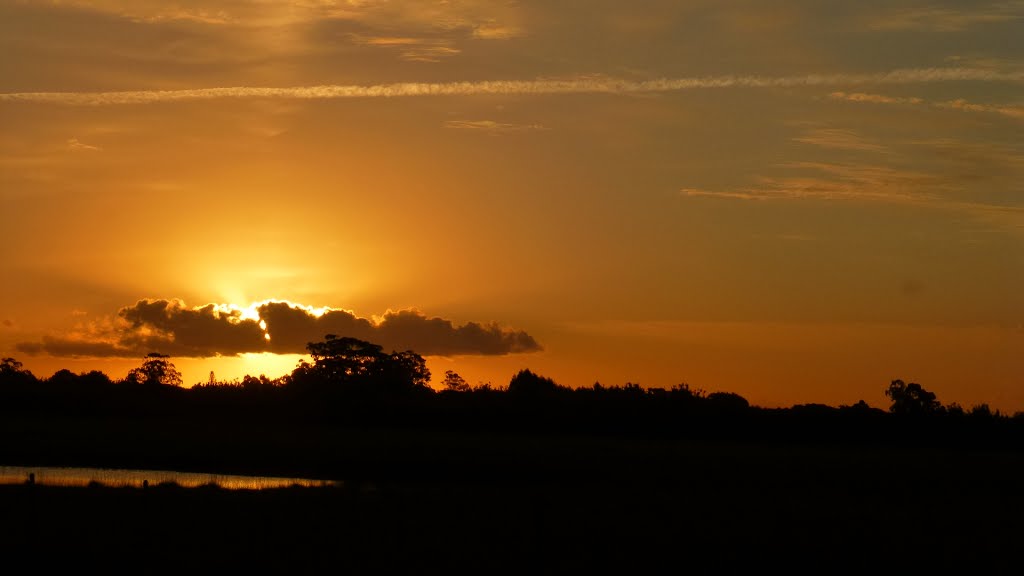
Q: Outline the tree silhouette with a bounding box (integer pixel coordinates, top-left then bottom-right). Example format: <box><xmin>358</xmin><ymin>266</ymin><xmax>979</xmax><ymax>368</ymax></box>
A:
<box><xmin>0</xmin><ymin>357</ymin><xmax>36</xmax><ymax>385</ymax></box>
<box><xmin>300</xmin><ymin>335</ymin><xmax>430</xmax><ymax>393</ymax></box>
<box><xmin>507</xmin><ymin>369</ymin><xmax>562</xmax><ymax>396</ymax></box>
<box><xmin>307</xmin><ymin>335</ymin><xmax>387</xmax><ymax>383</ymax></box>
<box><xmin>706</xmin><ymin>391</ymin><xmax>750</xmax><ymax>411</ymax></box>
<box><xmin>885</xmin><ymin>379</ymin><xmax>941</xmax><ymax>415</ymax></box>
<box><xmin>442</xmin><ymin>370</ymin><xmax>471</xmax><ymax>392</ymax></box>
<box><xmin>383</xmin><ymin>350</ymin><xmax>431</xmax><ymax>390</ymax></box>
<box><xmin>125</xmin><ymin>353</ymin><xmax>183</xmax><ymax>387</ymax></box>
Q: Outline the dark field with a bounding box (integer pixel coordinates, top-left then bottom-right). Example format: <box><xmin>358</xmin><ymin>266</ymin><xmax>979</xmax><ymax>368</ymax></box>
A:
<box><xmin>3</xmin><ymin>430</ymin><xmax>1023</xmax><ymax>573</ymax></box>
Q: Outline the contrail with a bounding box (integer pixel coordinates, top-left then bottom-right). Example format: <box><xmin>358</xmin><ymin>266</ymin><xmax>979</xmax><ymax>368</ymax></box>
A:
<box><xmin>1</xmin><ymin>68</ymin><xmax>1020</xmax><ymax>105</ymax></box>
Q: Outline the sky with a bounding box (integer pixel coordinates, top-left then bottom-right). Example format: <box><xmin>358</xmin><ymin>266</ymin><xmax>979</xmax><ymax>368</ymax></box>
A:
<box><xmin>1</xmin><ymin>0</ymin><xmax>1021</xmax><ymax>411</ymax></box>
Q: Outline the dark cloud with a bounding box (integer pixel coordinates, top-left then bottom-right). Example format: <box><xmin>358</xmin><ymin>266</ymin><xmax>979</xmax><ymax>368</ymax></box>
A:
<box><xmin>16</xmin><ymin>298</ymin><xmax>541</xmax><ymax>358</ymax></box>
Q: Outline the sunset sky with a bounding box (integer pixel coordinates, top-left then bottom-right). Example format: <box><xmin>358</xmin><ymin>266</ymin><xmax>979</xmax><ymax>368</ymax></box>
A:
<box><xmin>1</xmin><ymin>1</ymin><xmax>1021</xmax><ymax>410</ymax></box>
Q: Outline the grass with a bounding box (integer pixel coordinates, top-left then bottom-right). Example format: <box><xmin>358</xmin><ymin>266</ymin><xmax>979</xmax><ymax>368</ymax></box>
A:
<box><xmin>2</xmin><ymin>437</ymin><xmax>1023</xmax><ymax>573</ymax></box>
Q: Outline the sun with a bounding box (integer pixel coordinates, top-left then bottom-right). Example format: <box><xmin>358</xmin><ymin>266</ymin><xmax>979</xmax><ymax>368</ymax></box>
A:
<box><xmin>208</xmin><ymin>299</ymin><xmax>339</xmax><ymax>344</ymax></box>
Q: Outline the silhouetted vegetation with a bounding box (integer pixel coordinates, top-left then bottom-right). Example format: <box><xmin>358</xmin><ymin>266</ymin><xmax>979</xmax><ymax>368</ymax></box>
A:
<box><xmin>886</xmin><ymin>378</ymin><xmax>942</xmax><ymax>415</ymax></box>
<box><xmin>3</xmin><ymin>336</ymin><xmax>1024</xmax><ymax>571</ymax></box>
<box><xmin>2</xmin><ymin>336</ymin><xmax>1022</xmax><ymax>474</ymax></box>
<box><xmin>124</xmin><ymin>352</ymin><xmax>183</xmax><ymax>387</ymax></box>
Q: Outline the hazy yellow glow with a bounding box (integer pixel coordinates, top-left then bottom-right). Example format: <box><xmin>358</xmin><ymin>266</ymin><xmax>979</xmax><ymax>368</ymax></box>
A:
<box><xmin>1</xmin><ymin>0</ymin><xmax>1021</xmax><ymax>411</ymax></box>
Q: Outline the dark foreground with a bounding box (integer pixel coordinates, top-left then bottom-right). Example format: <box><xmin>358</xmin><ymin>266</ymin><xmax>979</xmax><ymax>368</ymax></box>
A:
<box><xmin>3</xmin><ymin>369</ymin><xmax>1023</xmax><ymax>572</ymax></box>
<box><xmin>3</xmin><ymin>438</ymin><xmax>1023</xmax><ymax>574</ymax></box>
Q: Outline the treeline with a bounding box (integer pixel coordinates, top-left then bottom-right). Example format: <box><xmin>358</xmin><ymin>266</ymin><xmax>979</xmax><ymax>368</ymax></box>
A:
<box><xmin>2</xmin><ymin>334</ymin><xmax>1020</xmax><ymax>441</ymax></box>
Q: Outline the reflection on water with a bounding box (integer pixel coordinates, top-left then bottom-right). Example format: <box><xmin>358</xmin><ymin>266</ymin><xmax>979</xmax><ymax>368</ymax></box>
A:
<box><xmin>0</xmin><ymin>466</ymin><xmax>340</xmax><ymax>490</ymax></box>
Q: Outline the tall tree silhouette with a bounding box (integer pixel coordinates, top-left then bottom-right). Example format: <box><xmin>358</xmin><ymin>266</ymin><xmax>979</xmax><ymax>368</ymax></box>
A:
<box><xmin>442</xmin><ymin>370</ymin><xmax>471</xmax><ymax>392</ymax></box>
<box><xmin>125</xmin><ymin>353</ymin><xmax>183</xmax><ymax>387</ymax></box>
<box><xmin>0</xmin><ymin>357</ymin><xmax>36</xmax><ymax>386</ymax></box>
<box><xmin>1</xmin><ymin>357</ymin><xmax>32</xmax><ymax>378</ymax></box>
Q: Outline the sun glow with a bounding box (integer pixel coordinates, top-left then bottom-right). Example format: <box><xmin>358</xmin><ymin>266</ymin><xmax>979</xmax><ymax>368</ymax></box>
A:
<box><xmin>202</xmin><ymin>352</ymin><xmax>308</xmax><ymax>384</ymax></box>
<box><xmin>202</xmin><ymin>299</ymin><xmax>343</xmax><ymax>342</ymax></box>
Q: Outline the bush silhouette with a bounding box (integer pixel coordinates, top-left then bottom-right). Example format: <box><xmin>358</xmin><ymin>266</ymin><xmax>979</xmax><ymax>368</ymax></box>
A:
<box><xmin>507</xmin><ymin>369</ymin><xmax>562</xmax><ymax>396</ymax></box>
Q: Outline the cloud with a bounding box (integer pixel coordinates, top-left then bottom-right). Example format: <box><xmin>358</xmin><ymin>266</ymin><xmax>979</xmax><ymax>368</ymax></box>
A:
<box><xmin>829</xmin><ymin>91</ymin><xmax>924</xmax><ymax>105</ymax></box>
<box><xmin>2</xmin><ymin>68</ymin><xmax>1020</xmax><ymax>106</ymax></box>
<box><xmin>48</xmin><ymin>0</ymin><xmax>526</xmax><ymax>35</ymax></box>
<box><xmin>16</xmin><ymin>299</ymin><xmax>542</xmax><ymax>358</ymax></box>
<box><xmin>936</xmin><ymin>99</ymin><xmax>1024</xmax><ymax>120</ymax></box>
<box><xmin>348</xmin><ymin>34</ymin><xmax>462</xmax><ymax>62</ymax></box>
<box><xmin>830</xmin><ymin>91</ymin><xmax>1024</xmax><ymax>121</ymax></box>
<box><xmin>66</xmin><ymin>138</ymin><xmax>102</xmax><ymax>152</ymax></box>
<box><xmin>792</xmin><ymin>128</ymin><xmax>887</xmax><ymax>152</ymax></box>
<box><xmin>309</xmin><ymin>0</ymin><xmax>527</xmax><ymax>39</ymax></box>
<box><xmin>681</xmin><ymin>158</ymin><xmax>1024</xmax><ymax>231</ymax></box>
<box><xmin>872</xmin><ymin>2</ymin><xmax>1024</xmax><ymax>32</ymax></box>
<box><xmin>129</xmin><ymin>8</ymin><xmax>233</xmax><ymax>25</ymax></box>
<box><xmin>680</xmin><ymin>162</ymin><xmax>951</xmax><ymax>203</ymax></box>
<box><xmin>471</xmin><ymin>23</ymin><xmax>524</xmax><ymax>39</ymax></box>
<box><xmin>681</xmin><ymin>188</ymin><xmax>765</xmax><ymax>201</ymax></box>
<box><xmin>20</xmin><ymin>1</ymin><xmax>233</xmax><ymax>25</ymax></box>
<box><xmin>444</xmin><ymin>119</ymin><xmax>548</xmax><ymax>133</ymax></box>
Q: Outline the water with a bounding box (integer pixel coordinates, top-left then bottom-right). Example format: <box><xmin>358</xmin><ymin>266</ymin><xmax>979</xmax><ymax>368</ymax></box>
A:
<box><xmin>0</xmin><ymin>465</ymin><xmax>340</xmax><ymax>490</ymax></box>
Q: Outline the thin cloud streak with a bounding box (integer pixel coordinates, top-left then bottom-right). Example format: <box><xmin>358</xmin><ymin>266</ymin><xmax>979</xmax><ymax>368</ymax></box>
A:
<box><xmin>681</xmin><ymin>160</ymin><xmax>1024</xmax><ymax>231</ymax></box>
<box><xmin>793</xmin><ymin>128</ymin><xmax>887</xmax><ymax>153</ymax></box>
<box><xmin>830</xmin><ymin>91</ymin><xmax>1024</xmax><ymax>120</ymax></box>
<box><xmin>872</xmin><ymin>2</ymin><xmax>1024</xmax><ymax>32</ymax></box>
<box><xmin>2</xmin><ymin>68</ymin><xmax>1021</xmax><ymax>106</ymax></box>
<box><xmin>444</xmin><ymin>120</ymin><xmax>548</xmax><ymax>133</ymax></box>
<box><xmin>681</xmin><ymin>181</ymin><xmax>1024</xmax><ymax>230</ymax></box>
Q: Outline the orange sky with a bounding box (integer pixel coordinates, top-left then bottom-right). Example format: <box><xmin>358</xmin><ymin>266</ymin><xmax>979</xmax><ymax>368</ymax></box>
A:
<box><xmin>1</xmin><ymin>0</ymin><xmax>1021</xmax><ymax>411</ymax></box>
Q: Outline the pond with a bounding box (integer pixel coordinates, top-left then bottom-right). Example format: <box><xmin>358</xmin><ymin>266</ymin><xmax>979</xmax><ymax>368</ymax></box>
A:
<box><xmin>0</xmin><ymin>465</ymin><xmax>340</xmax><ymax>490</ymax></box>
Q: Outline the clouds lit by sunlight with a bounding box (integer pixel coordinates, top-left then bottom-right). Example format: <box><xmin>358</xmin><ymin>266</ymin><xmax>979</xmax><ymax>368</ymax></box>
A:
<box><xmin>16</xmin><ymin>299</ymin><xmax>541</xmax><ymax>359</ymax></box>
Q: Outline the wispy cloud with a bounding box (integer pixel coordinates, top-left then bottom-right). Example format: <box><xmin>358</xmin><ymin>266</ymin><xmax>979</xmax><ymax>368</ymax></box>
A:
<box><xmin>793</xmin><ymin>128</ymin><xmax>887</xmax><ymax>153</ymax></box>
<box><xmin>829</xmin><ymin>91</ymin><xmax>924</xmax><ymax>105</ymax></box>
<box><xmin>681</xmin><ymin>188</ymin><xmax>765</xmax><ymax>201</ymax></box>
<box><xmin>130</xmin><ymin>8</ymin><xmax>233</xmax><ymax>25</ymax></box>
<box><xmin>349</xmin><ymin>34</ymin><xmax>462</xmax><ymax>62</ymax></box>
<box><xmin>872</xmin><ymin>1</ymin><xmax>1024</xmax><ymax>31</ymax></box>
<box><xmin>444</xmin><ymin>119</ymin><xmax>548</xmax><ymax>133</ymax></box>
<box><xmin>471</xmin><ymin>22</ymin><xmax>524</xmax><ymax>40</ymax></box>
<box><xmin>937</xmin><ymin>99</ymin><xmax>1024</xmax><ymax>120</ymax></box>
<box><xmin>66</xmin><ymin>138</ymin><xmax>102</xmax><ymax>152</ymax></box>
<box><xmin>2</xmin><ymin>68</ymin><xmax>1020</xmax><ymax>106</ymax></box>
<box><xmin>830</xmin><ymin>91</ymin><xmax>1024</xmax><ymax>121</ymax></box>
<box><xmin>29</xmin><ymin>1</ymin><xmax>236</xmax><ymax>25</ymax></box>
<box><xmin>47</xmin><ymin>0</ymin><xmax>527</xmax><ymax>36</ymax></box>
<box><xmin>681</xmin><ymin>159</ymin><xmax>1024</xmax><ymax>231</ymax></box>
<box><xmin>683</xmin><ymin>162</ymin><xmax>942</xmax><ymax>204</ymax></box>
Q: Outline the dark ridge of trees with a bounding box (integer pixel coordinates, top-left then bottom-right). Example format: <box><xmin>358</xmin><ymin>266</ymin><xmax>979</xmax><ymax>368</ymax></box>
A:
<box><xmin>3</xmin><ymin>339</ymin><xmax>1024</xmax><ymax>460</ymax></box>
